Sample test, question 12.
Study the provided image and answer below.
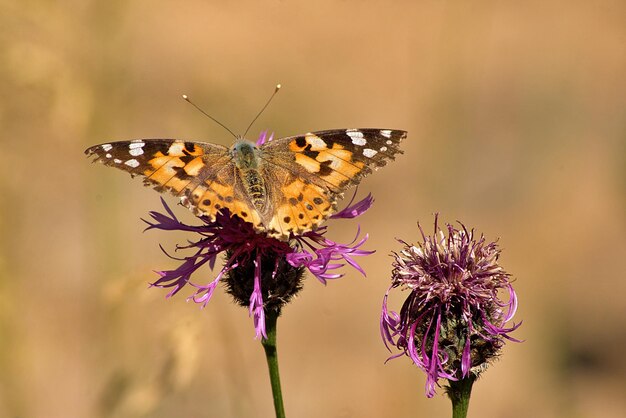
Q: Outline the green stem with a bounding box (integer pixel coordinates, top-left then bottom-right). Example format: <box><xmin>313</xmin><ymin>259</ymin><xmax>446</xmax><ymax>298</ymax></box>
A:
<box><xmin>261</xmin><ymin>309</ymin><xmax>286</xmax><ymax>418</ymax></box>
<box><xmin>447</xmin><ymin>375</ymin><xmax>475</xmax><ymax>418</ymax></box>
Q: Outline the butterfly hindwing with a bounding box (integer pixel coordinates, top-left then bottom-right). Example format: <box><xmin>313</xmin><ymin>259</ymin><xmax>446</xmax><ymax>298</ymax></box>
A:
<box><xmin>181</xmin><ymin>163</ymin><xmax>265</xmax><ymax>229</ymax></box>
<box><xmin>260</xmin><ymin>164</ymin><xmax>337</xmax><ymax>237</ymax></box>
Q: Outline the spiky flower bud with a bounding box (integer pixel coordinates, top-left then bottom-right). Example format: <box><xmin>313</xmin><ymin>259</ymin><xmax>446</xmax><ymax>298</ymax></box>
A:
<box><xmin>381</xmin><ymin>215</ymin><xmax>521</xmax><ymax>397</ymax></box>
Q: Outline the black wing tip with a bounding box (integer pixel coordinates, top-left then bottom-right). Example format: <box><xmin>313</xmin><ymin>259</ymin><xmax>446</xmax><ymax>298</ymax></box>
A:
<box><xmin>84</xmin><ymin>143</ymin><xmax>110</xmax><ymax>156</ymax></box>
<box><xmin>387</xmin><ymin>129</ymin><xmax>407</xmax><ymax>140</ymax></box>
<box><xmin>368</xmin><ymin>128</ymin><xmax>407</xmax><ymax>141</ymax></box>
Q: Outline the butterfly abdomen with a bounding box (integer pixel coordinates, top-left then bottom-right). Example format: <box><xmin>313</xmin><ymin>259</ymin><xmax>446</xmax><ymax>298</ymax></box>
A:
<box><xmin>243</xmin><ymin>169</ymin><xmax>267</xmax><ymax>207</ymax></box>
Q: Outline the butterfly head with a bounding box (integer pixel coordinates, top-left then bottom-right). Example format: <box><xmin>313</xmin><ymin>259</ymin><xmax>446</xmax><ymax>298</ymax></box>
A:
<box><xmin>232</xmin><ymin>140</ymin><xmax>260</xmax><ymax>170</ymax></box>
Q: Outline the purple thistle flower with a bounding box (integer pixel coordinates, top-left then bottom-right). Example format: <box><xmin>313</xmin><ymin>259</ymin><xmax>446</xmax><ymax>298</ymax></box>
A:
<box><xmin>143</xmin><ymin>141</ymin><xmax>374</xmax><ymax>338</ymax></box>
<box><xmin>381</xmin><ymin>215</ymin><xmax>521</xmax><ymax>397</ymax></box>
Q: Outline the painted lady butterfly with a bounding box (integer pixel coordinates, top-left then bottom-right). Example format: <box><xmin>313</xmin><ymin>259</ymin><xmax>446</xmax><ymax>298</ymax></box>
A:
<box><xmin>85</xmin><ymin>129</ymin><xmax>405</xmax><ymax>240</ymax></box>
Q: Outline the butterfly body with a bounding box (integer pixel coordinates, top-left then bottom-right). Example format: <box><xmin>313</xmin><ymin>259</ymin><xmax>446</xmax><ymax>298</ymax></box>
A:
<box><xmin>232</xmin><ymin>139</ymin><xmax>271</xmax><ymax>217</ymax></box>
<box><xmin>86</xmin><ymin>129</ymin><xmax>406</xmax><ymax>240</ymax></box>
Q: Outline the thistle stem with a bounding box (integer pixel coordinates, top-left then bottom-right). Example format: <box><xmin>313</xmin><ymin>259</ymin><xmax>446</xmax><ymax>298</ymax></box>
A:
<box><xmin>447</xmin><ymin>376</ymin><xmax>475</xmax><ymax>418</ymax></box>
<box><xmin>261</xmin><ymin>309</ymin><xmax>286</xmax><ymax>418</ymax></box>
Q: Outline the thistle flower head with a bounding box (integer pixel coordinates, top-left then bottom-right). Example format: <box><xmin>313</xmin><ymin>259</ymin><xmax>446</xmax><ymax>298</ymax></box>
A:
<box><xmin>143</xmin><ymin>133</ymin><xmax>375</xmax><ymax>339</ymax></box>
<box><xmin>381</xmin><ymin>215</ymin><xmax>521</xmax><ymax>397</ymax></box>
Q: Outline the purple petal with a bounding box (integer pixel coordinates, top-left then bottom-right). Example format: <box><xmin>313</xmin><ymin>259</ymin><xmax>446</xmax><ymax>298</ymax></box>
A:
<box><xmin>461</xmin><ymin>336</ymin><xmax>471</xmax><ymax>378</ymax></box>
<box><xmin>249</xmin><ymin>256</ymin><xmax>267</xmax><ymax>339</ymax></box>
<box><xmin>256</xmin><ymin>131</ymin><xmax>275</xmax><ymax>146</ymax></box>
<box><xmin>331</xmin><ymin>193</ymin><xmax>374</xmax><ymax>219</ymax></box>
<box><xmin>256</xmin><ymin>130</ymin><xmax>268</xmax><ymax>146</ymax></box>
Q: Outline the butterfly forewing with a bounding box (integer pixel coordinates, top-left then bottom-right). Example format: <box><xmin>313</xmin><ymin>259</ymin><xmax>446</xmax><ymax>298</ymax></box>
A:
<box><xmin>259</xmin><ymin>129</ymin><xmax>405</xmax><ymax>191</ymax></box>
<box><xmin>85</xmin><ymin>139</ymin><xmax>253</xmax><ymax>218</ymax></box>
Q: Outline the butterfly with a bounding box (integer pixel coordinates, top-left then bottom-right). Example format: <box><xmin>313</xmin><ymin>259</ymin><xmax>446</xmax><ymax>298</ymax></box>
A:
<box><xmin>85</xmin><ymin>128</ymin><xmax>405</xmax><ymax>240</ymax></box>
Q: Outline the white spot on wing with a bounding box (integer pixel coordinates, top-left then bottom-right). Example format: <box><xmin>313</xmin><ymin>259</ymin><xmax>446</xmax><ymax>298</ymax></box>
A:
<box><xmin>105</xmin><ymin>153</ymin><xmax>112</xmax><ymax>158</ymax></box>
<box><xmin>114</xmin><ymin>159</ymin><xmax>122</xmax><ymax>164</ymax></box>
<box><xmin>305</xmin><ymin>133</ymin><xmax>327</xmax><ymax>149</ymax></box>
<box><xmin>386</xmin><ymin>140</ymin><xmax>393</xmax><ymax>145</ymax></box>
<box><xmin>380</xmin><ymin>146</ymin><xmax>387</xmax><ymax>152</ymax></box>
<box><xmin>129</xmin><ymin>147</ymin><xmax>144</xmax><ymax>156</ymax></box>
<box><xmin>363</xmin><ymin>148</ymin><xmax>378</xmax><ymax>158</ymax></box>
<box><xmin>129</xmin><ymin>141</ymin><xmax>145</xmax><ymax>149</ymax></box>
<box><xmin>346</xmin><ymin>130</ymin><xmax>366</xmax><ymax>146</ymax></box>
<box><xmin>125</xmin><ymin>159</ymin><xmax>140</xmax><ymax>168</ymax></box>
<box><xmin>380</xmin><ymin>130</ymin><xmax>392</xmax><ymax>138</ymax></box>
<box><xmin>168</xmin><ymin>142</ymin><xmax>184</xmax><ymax>155</ymax></box>
<box><xmin>101</xmin><ymin>144</ymin><xmax>112</xmax><ymax>152</ymax></box>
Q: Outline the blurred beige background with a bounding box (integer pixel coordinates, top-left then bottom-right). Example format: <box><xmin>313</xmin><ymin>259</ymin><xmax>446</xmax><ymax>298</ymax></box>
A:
<box><xmin>1</xmin><ymin>1</ymin><xmax>625</xmax><ymax>417</ymax></box>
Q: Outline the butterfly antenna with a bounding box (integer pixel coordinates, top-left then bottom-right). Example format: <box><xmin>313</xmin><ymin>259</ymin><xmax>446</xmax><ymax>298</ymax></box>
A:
<box><xmin>182</xmin><ymin>94</ymin><xmax>238</xmax><ymax>139</ymax></box>
<box><xmin>242</xmin><ymin>84</ymin><xmax>281</xmax><ymax>138</ymax></box>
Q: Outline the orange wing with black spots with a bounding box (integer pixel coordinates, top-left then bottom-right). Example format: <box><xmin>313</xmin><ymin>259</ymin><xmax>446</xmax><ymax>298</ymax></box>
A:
<box><xmin>260</xmin><ymin>165</ymin><xmax>337</xmax><ymax>237</ymax></box>
<box><xmin>257</xmin><ymin>129</ymin><xmax>405</xmax><ymax>236</ymax></box>
<box><xmin>260</xmin><ymin>129</ymin><xmax>404</xmax><ymax>191</ymax></box>
<box><xmin>85</xmin><ymin>139</ymin><xmax>263</xmax><ymax>229</ymax></box>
